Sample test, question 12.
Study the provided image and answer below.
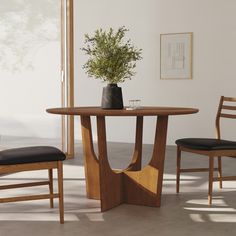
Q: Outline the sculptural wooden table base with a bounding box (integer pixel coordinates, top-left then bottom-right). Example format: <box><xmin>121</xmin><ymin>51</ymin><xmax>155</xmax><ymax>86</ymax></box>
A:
<box><xmin>47</xmin><ymin>107</ymin><xmax>198</xmax><ymax>211</ymax></box>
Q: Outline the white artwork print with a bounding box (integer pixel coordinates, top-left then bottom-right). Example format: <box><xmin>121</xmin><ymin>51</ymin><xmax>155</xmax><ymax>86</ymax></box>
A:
<box><xmin>161</xmin><ymin>33</ymin><xmax>192</xmax><ymax>79</ymax></box>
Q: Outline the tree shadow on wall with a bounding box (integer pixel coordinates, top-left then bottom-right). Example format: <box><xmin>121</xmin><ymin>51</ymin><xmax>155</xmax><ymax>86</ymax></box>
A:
<box><xmin>0</xmin><ymin>0</ymin><xmax>60</xmax><ymax>72</ymax></box>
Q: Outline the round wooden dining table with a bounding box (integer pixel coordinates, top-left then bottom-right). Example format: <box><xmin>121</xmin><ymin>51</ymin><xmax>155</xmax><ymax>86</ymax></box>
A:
<box><xmin>47</xmin><ymin>106</ymin><xmax>198</xmax><ymax>211</ymax></box>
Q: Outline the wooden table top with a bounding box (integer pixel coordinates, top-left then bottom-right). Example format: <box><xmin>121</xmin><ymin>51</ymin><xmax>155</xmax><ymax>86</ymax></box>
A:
<box><xmin>46</xmin><ymin>106</ymin><xmax>198</xmax><ymax>117</ymax></box>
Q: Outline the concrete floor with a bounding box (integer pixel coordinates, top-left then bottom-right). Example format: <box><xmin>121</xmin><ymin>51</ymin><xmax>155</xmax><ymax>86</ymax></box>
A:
<box><xmin>1</xmin><ymin>136</ymin><xmax>236</xmax><ymax>236</ymax></box>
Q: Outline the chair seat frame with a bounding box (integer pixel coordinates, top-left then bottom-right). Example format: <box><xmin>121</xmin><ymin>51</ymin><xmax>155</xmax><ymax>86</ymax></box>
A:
<box><xmin>0</xmin><ymin>160</ymin><xmax>64</xmax><ymax>223</ymax></box>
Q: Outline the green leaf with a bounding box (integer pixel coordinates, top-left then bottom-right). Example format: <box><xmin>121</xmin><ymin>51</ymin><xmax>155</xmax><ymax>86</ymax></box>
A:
<box><xmin>81</xmin><ymin>26</ymin><xmax>142</xmax><ymax>83</ymax></box>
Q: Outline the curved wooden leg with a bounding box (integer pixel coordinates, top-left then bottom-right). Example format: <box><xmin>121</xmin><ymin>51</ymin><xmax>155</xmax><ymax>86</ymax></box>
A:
<box><xmin>151</xmin><ymin>116</ymin><xmax>168</xmax><ymax>205</ymax></box>
<box><xmin>124</xmin><ymin>116</ymin><xmax>168</xmax><ymax>207</ymax></box>
<box><xmin>97</xmin><ymin>116</ymin><xmax>123</xmax><ymax>211</ymax></box>
<box><xmin>81</xmin><ymin>116</ymin><xmax>100</xmax><ymax>200</ymax></box>
<box><xmin>208</xmin><ymin>156</ymin><xmax>214</xmax><ymax>205</ymax></box>
<box><xmin>127</xmin><ymin>116</ymin><xmax>143</xmax><ymax>171</ymax></box>
<box><xmin>218</xmin><ymin>156</ymin><xmax>223</xmax><ymax>189</ymax></box>
<box><xmin>176</xmin><ymin>146</ymin><xmax>181</xmax><ymax>194</ymax></box>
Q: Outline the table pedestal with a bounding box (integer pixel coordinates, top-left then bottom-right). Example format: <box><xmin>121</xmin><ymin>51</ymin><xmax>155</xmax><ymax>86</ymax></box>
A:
<box><xmin>81</xmin><ymin>115</ymin><xmax>168</xmax><ymax>211</ymax></box>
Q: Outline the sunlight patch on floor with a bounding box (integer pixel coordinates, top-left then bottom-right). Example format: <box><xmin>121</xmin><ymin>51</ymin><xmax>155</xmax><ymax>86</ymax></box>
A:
<box><xmin>0</xmin><ymin>213</ymin><xmax>79</xmax><ymax>221</ymax></box>
<box><xmin>163</xmin><ymin>173</ymin><xmax>201</xmax><ymax>180</ymax></box>
<box><xmin>190</xmin><ymin>214</ymin><xmax>205</xmax><ymax>222</ymax></box>
<box><xmin>186</xmin><ymin>198</ymin><xmax>227</xmax><ymax>206</ymax></box>
<box><xmin>86</xmin><ymin>213</ymin><xmax>105</xmax><ymax>222</ymax></box>
<box><xmin>209</xmin><ymin>214</ymin><xmax>236</xmax><ymax>222</ymax></box>
<box><xmin>189</xmin><ymin>213</ymin><xmax>236</xmax><ymax>223</ymax></box>
<box><xmin>187</xmin><ymin>197</ymin><xmax>236</xmax><ymax>223</ymax></box>
<box><xmin>185</xmin><ymin>207</ymin><xmax>236</xmax><ymax>212</ymax></box>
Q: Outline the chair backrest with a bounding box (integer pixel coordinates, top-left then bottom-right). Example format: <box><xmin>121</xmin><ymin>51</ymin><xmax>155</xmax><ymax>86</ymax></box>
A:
<box><xmin>215</xmin><ymin>96</ymin><xmax>236</xmax><ymax>139</ymax></box>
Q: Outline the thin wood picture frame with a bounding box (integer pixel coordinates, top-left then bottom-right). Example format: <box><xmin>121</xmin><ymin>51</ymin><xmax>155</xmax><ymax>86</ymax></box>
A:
<box><xmin>160</xmin><ymin>32</ymin><xmax>193</xmax><ymax>80</ymax></box>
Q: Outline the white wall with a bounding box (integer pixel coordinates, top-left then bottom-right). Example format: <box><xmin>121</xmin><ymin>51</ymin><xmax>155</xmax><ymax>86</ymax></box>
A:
<box><xmin>2</xmin><ymin>0</ymin><xmax>236</xmax><ymax>145</ymax></box>
<box><xmin>74</xmin><ymin>0</ymin><xmax>236</xmax><ymax>145</ymax></box>
<box><xmin>0</xmin><ymin>0</ymin><xmax>61</xmax><ymax>139</ymax></box>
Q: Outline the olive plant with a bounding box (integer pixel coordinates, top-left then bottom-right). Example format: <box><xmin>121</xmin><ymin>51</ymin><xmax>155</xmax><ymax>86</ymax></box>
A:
<box><xmin>81</xmin><ymin>26</ymin><xmax>142</xmax><ymax>84</ymax></box>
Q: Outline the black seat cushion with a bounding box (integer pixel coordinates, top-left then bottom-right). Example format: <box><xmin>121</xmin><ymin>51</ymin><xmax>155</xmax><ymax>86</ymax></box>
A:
<box><xmin>176</xmin><ymin>138</ymin><xmax>236</xmax><ymax>151</ymax></box>
<box><xmin>0</xmin><ymin>146</ymin><xmax>66</xmax><ymax>165</ymax></box>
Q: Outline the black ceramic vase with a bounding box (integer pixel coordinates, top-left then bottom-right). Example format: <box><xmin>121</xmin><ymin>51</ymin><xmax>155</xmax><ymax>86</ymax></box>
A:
<box><xmin>101</xmin><ymin>84</ymin><xmax>124</xmax><ymax>109</ymax></box>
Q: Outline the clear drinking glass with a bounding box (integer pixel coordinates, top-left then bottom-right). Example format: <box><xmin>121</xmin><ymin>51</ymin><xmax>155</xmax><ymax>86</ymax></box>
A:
<box><xmin>128</xmin><ymin>99</ymin><xmax>141</xmax><ymax>110</ymax></box>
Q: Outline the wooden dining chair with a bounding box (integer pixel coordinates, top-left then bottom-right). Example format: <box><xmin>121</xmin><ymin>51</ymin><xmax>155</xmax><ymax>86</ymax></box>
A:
<box><xmin>176</xmin><ymin>96</ymin><xmax>236</xmax><ymax>204</ymax></box>
<box><xmin>0</xmin><ymin>146</ymin><xmax>66</xmax><ymax>223</ymax></box>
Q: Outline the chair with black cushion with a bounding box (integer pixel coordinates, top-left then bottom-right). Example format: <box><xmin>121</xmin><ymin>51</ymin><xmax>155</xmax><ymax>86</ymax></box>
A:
<box><xmin>176</xmin><ymin>96</ymin><xmax>236</xmax><ymax>204</ymax></box>
<box><xmin>0</xmin><ymin>146</ymin><xmax>66</xmax><ymax>223</ymax></box>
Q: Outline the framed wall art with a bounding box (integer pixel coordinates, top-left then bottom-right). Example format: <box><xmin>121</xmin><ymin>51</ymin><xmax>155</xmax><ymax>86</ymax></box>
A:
<box><xmin>160</xmin><ymin>32</ymin><xmax>193</xmax><ymax>80</ymax></box>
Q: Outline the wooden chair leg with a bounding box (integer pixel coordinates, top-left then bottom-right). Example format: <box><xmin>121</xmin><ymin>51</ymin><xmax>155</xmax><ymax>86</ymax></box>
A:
<box><xmin>57</xmin><ymin>161</ymin><xmax>64</xmax><ymax>224</ymax></box>
<box><xmin>217</xmin><ymin>156</ymin><xmax>223</xmax><ymax>189</ymax></box>
<box><xmin>48</xmin><ymin>169</ymin><xmax>54</xmax><ymax>208</ymax></box>
<box><xmin>208</xmin><ymin>156</ymin><xmax>214</xmax><ymax>205</ymax></box>
<box><xmin>176</xmin><ymin>146</ymin><xmax>181</xmax><ymax>193</ymax></box>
